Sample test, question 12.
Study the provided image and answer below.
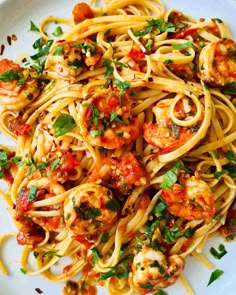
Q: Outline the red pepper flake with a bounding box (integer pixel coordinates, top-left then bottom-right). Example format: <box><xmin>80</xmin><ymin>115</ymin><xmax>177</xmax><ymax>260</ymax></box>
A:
<box><xmin>0</xmin><ymin>44</ymin><xmax>5</xmax><ymax>55</ymax></box>
<box><xmin>7</xmin><ymin>35</ymin><xmax>12</xmax><ymax>46</ymax></box>
<box><xmin>11</xmin><ymin>34</ymin><xmax>17</xmax><ymax>41</ymax></box>
<box><xmin>35</xmin><ymin>288</ymin><xmax>43</xmax><ymax>294</ymax></box>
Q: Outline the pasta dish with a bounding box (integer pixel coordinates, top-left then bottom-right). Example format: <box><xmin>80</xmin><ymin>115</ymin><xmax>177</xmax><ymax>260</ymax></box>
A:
<box><xmin>0</xmin><ymin>0</ymin><xmax>236</xmax><ymax>294</ymax></box>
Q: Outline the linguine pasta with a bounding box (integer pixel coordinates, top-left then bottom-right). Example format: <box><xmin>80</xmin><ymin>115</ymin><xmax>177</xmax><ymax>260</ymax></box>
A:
<box><xmin>0</xmin><ymin>0</ymin><xmax>236</xmax><ymax>294</ymax></box>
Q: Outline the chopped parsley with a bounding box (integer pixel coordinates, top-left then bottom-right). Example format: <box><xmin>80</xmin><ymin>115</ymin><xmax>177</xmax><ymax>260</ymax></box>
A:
<box><xmin>145</xmin><ymin>39</ymin><xmax>153</xmax><ymax>51</ymax></box>
<box><xmin>82</xmin><ymin>103</ymin><xmax>100</xmax><ymax>126</ymax></box>
<box><xmin>105</xmin><ymin>199</ymin><xmax>120</xmax><ymax>212</ymax></box>
<box><xmin>207</xmin><ymin>269</ymin><xmax>224</xmax><ymax>286</ymax></box>
<box><xmin>165</xmin><ymin>59</ymin><xmax>174</xmax><ymax>64</ymax></box>
<box><xmin>153</xmin><ymin>290</ymin><xmax>168</xmax><ymax>295</ymax></box>
<box><xmin>42</xmin><ymin>251</ymin><xmax>63</xmax><ymax>262</ymax></box>
<box><xmin>170</xmin><ymin>122</ymin><xmax>179</xmax><ymax>139</ymax></box>
<box><xmin>213</xmin><ymin>18</ymin><xmax>223</xmax><ymax>23</ymax></box>
<box><xmin>225</xmin><ymin>150</ymin><xmax>236</xmax><ymax>164</ymax></box>
<box><xmin>90</xmin><ymin>130</ymin><xmax>103</xmax><ymax>137</ymax></box>
<box><xmin>29</xmin><ymin>21</ymin><xmax>40</xmax><ymax>32</ymax></box>
<box><xmin>52</xmin><ymin>26</ymin><xmax>63</xmax><ymax>37</ymax></box>
<box><xmin>140</xmin><ymin>283</ymin><xmax>153</xmax><ymax>290</ymax></box>
<box><xmin>214</xmin><ymin>170</ymin><xmax>227</xmax><ymax>179</ymax></box>
<box><xmin>20</xmin><ymin>268</ymin><xmax>27</xmax><ymax>274</ymax></box>
<box><xmin>0</xmin><ymin>150</ymin><xmax>22</xmax><ymax>179</ymax></box>
<box><xmin>91</xmin><ymin>247</ymin><xmax>103</xmax><ymax>264</ymax></box>
<box><xmin>172</xmin><ymin>41</ymin><xmax>193</xmax><ymax>49</ymax></box>
<box><xmin>75</xmin><ymin>202</ymin><xmax>101</xmax><ymax>220</ymax></box>
<box><xmin>101</xmin><ymin>232</ymin><xmax>109</xmax><ymax>243</ymax></box>
<box><xmin>160</xmin><ymin>166</ymin><xmax>178</xmax><ymax>190</ymax></box>
<box><xmin>222</xmin><ymin>82</ymin><xmax>236</xmax><ymax>94</ymax></box>
<box><xmin>210</xmin><ymin>244</ymin><xmax>227</xmax><ymax>260</ymax></box>
<box><xmin>0</xmin><ymin>70</ymin><xmax>22</xmax><ymax>82</ymax></box>
<box><xmin>98</xmin><ymin>254</ymin><xmax>133</xmax><ymax>281</ymax></box>
<box><xmin>50</xmin><ymin>158</ymin><xmax>61</xmax><ymax>171</ymax></box>
<box><xmin>52</xmin><ymin>113</ymin><xmax>77</xmax><ymax>137</ymax></box>
<box><xmin>30</xmin><ymin>39</ymin><xmax>53</xmax><ymax>60</ymax></box>
<box><xmin>53</xmin><ymin>45</ymin><xmax>64</xmax><ymax>56</ymax></box>
<box><xmin>152</xmin><ymin>201</ymin><xmax>167</xmax><ymax>214</ymax></box>
<box><xmin>28</xmin><ymin>185</ymin><xmax>38</xmax><ymax>202</ymax></box>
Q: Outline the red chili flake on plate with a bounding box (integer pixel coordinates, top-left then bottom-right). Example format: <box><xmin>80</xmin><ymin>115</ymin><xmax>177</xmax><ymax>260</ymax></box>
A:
<box><xmin>0</xmin><ymin>44</ymin><xmax>5</xmax><ymax>55</ymax></box>
<box><xmin>12</xmin><ymin>34</ymin><xmax>17</xmax><ymax>41</ymax></box>
<box><xmin>7</xmin><ymin>35</ymin><xmax>12</xmax><ymax>45</ymax></box>
<box><xmin>35</xmin><ymin>288</ymin><xmax>43</xmax><ymax>294</ymax></box>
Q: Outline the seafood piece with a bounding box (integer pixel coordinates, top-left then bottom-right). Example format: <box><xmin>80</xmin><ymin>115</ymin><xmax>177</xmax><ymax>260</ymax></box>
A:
<box><xmin>143</xmin><ymin>98</ymin><xmax>201</xmax><ymax>154</ymax></box>
<box><xmin>64</xmin><ymin>183</ymin><xmax>118</xmax><ymax>236</ymax></box>
<box><xmin>129</xmin><ymin>245</ymin><xmax>185</xmax><ymax>294</ymax></box>
<box><xmin>161</xmin><ymin>175</ymin><xmax>215</xmax><ymax>221</ymax></box>
<box><xmin>0</xmin><ymin>59</ymin><xmax>40</xmax><ymax>110</ymax></box>
<box><xmin>72</xmin><ymin>2</ymin><xmax>94</xmax><ymax>24</ymax></box>
<box><xmin>15</xmin><ymin>177</ymin><xmax>65</xmax><ymax>232</ymax></box>
<box><xmin>45</xmin><ymin>39</ymin><xmax>103</xmax><ymax>80</ymax></box>
<box><xmin>198</xmin><ymin>39</ymin><xmax>236</xmax><ymax>86</ymax></box>
<box><xmin>89</xmin><ymin>153</ymin><xmax>149</xmax><ymax>194</ymax></box>
<box><xmin>78</xmin><ymin>89</ymin><xmax>140</xmax><ymax>149</ymax></box>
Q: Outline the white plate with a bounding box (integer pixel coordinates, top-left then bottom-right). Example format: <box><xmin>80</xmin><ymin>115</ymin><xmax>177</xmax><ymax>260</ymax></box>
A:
<box><xmin>0</xmin><ymin>0</ymin><xmax>236</xmax><ymax>294</ymax></box>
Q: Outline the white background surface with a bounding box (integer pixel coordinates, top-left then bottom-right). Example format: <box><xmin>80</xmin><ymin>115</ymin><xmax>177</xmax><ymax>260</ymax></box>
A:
<box><xmin>0</xmin><ymin>0</ymin><xmax>236</xmax><ymax>294</ymax></box>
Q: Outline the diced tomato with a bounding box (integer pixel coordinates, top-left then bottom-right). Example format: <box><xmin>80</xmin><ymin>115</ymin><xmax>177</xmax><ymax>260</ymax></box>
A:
<box><xmin>128</xmin><ymin>48</ymin><xmax>145</xmax><ymax>61</ymax></box>
<box><xmin>94</xmin><ymin>93</ymin><xmax>120</xmax><ymax>113</ymax></box>
<box><xmin>72</xmin><ymin>235</ymin><xmax>93</xmax><ymax>249</ymax></box>
<box><xmin>3</xmin><ymin>169</ymin><xmax>14</xmax><ymax>184</ymax></box>
<box><xmin>60</xmin><ymin>151</ymin><xmax>80</xmax><ymax>172</ymax></box>
<box><xmin>174</xmin><ymin>28</ymin><xmax>198</xmax><ymax>39</ymax></box>
<box><xmin>180</xmin><ymin>237</ymin><xmax>194</xmax><ymax>253</ymax></box>
<box><xmin>16</xmin><ymin>188</ymin><xmax>32</xmax><ymax>213</ymax></box>
<box><xmin>119</xmin><ymin>153</ymin><xmax>149</xmax><ymax>187</ymax></box>
<box><xmin>138</xmin><ymin>193</ymin><xmax>150</xmax><ymax>210</ymax></box>
<box><xmin>9</xmin><ymin>116</ymin><xmax>32</xmax><ymax>135</ymax></box>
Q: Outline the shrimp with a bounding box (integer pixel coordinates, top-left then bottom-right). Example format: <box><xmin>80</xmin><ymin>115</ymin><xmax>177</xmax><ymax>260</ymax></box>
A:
<box><xmin>15</xmin><ymin>177</ymin><xmax>65</xmax><ymax>232</ymax></box>
<box><xmin>198</xmin><ymin>39</ymin><xmax>236</xmax><ymax>86</ymax></box>
<box><xmin>161</xmin><ymin>174</ymin><xmax>216</xmax><ymax>221</ymax></box>
<box><xmin>45</xmin><ymin>39</ymin><xmax>103</xmax><ymax>81</ymax></box>
<box><xmin>0</xmin><ymin>59</ymin><xmax>40</xmax><ymax>110</ymax></box>
<box><xmin>72</xmin><ymin>2</ymin><xmax>94</xmax><ymax>24</ymax></box>
<box><xmin>64</xmin><ymin>183</ymin><xmax>118</xmax><ymax>236</ymax></box>
<box><xmin>143</xmin><ymin>98</ymin><xmax>200</xmax><ymax>154</ymax></box>
<box><xmin>78</xmin><ymin>89</ymin><xmax>140</xmax><ymax>149</ymax></box>
<box><xmin>129</xmin><ymin>245</ymin><xmax>185</xmax><ymax>294</ymax></box>
<box><xmin>89</xmin><ymin>153</ymin><xmax>149</xmax><ymax>194</ymax></box>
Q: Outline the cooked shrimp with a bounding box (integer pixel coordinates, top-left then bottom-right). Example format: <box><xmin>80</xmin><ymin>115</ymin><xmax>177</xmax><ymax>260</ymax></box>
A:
<box><xmin>198</xmin><ymin>39</ymin><xmax>236</xmax><ymax>86</ymax></box>
<box><xmin>89</xmin><ymin>153</ymin><xmax>149</xmax><ymax>194</ymax></box>
<box><xmin>161</xmin><ymin>174</ymin><xmax>216</xmax><ymax>221</ymax></box>
<box><xmin>72</xmin><ymin>2</ymin><xmax>94</xmax><ymax>24</ymax></box>
<box><xmin>45</xmin><ymin>39</ymin><xmax>103</xmax><ymax>81</ymax></box>
<box><xmin>143</xmin><ymin>98</ymin><xmax>201</xmax><ymax>154</ymax></box>
<box><xmin>78</xmin><ymin>89</ymin><xmax>140</xmax><ymax>149</ymax></box>
<box><xmin>129</xmin><ymin>245</ymin><xmax>185</xmax><ymax>294</ymax></box>
<box><xmin>0</xmin><ymin>59</ymin><xmax>40</xmax><ymax>110</ymax></box>
<box><xmin>64</xmin><ymin>183</ymin><xmax>118</xmax><ymax>236</ymax></box>
<box><xmin>15</xmin><ymin>177</ymin><xmax>65</xmax><ymax>232</ymax></box>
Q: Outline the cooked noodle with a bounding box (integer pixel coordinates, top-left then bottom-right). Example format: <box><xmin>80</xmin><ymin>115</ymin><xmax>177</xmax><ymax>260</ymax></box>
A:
<box><xmin>0</xmin><ymin>0</ymin><xmax>236</xmax><ymax>294</ymax></box>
